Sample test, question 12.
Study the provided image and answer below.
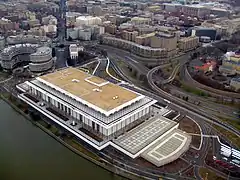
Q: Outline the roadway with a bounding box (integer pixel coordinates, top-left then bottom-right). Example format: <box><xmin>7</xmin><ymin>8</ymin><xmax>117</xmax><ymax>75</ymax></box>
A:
<box><xmin>52</xmin><ymin>40</ymin><xmax>238</xmax><ymax>179</ymax></box>
<box><xmin>161</xmin><ymin>63</ymin><xmax>181</xmax><ymax>85</ymax></box>
<box><xmin>147</xmin><ymin>67</ymin><xmax>240</xmax><ymax>137</ymax></box>
<box><xmin>100</xmin><ymin>45</ymin><xmax>240</xmax><ymax>136</ymax></box>
<box><xmin>101</xmin><ymin>45</ymin><xmax>149</xmax><ymax>76</ymax></box>
<box><xmin>107</xmin><ymin>54</ymin><xmax>210</xmax><ymax>179</ymax></box>
<box><xmin>105</xmin><ymin>51</ymin><xmax>240</xmax><ymax>179</ymax></box>
<box><xmin>169</xmin><ymin>87</ymin><xmax>239</xmax><ymax>120</ymax></box>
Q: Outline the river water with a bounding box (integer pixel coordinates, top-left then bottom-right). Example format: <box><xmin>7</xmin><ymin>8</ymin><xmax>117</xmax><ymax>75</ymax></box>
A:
<box><xmin>0</xmin><ymin>100</ymin><xmax>125</xmax><ymax>180</ymax></box>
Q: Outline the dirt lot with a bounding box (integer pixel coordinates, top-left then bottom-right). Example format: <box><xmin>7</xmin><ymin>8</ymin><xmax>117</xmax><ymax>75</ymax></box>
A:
<box><xmin>179</xmin><ymin>117</ymin><xmax>200</xmax><ymax>134</ymax></box>
<box><xmin>182</xmin><ymin>167</ymin><xmax>194</xmax><ymax>178</ymax></box>
<box><xmin>199</xmin><ymin>167</ymin><xmax>225</xmax><ymax>180</ymax></box>
<box><xmin>179</xmin><ymin>117</ymin><xmax>201</xmax><ymax>148</ymax></box>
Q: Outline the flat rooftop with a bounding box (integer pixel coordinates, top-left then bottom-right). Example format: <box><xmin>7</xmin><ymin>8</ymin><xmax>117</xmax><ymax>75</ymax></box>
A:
<box><xmin>179</xmin><ymin>36</ymin><xmax>199</xmax><ymax>42</ymax></box>
<box><xmin>37</xmin><ymin>67</ymin><xmax>143</xmax><ymax>115</ymax></box>
<box><xmin>113</xmin><ymin>115</ymin><xmax>177</xmax><ymax>155</ymax></box>
<box><xmin>141</xmin><ymin>129</ymin><xmax>191</xmax><ymax>167</ymax></box>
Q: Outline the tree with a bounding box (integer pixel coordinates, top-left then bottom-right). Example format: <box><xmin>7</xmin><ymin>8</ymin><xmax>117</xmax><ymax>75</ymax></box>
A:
<box><xmin>67</xmin><ymin>36</ymin><xmax>73</xmax><ymax>41</ymax></box>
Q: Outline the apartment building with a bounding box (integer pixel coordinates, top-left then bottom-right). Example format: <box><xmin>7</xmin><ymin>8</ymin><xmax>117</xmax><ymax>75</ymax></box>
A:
<box><xmin>178</xmin><ymin>36</ymin><xmax>199</xmax><ymax>52</ymax></box>
<box><xmin>150</xmin><ymin>32</ymin><xmax>177</xmax><ymax>51</ymax></box>
<box><xmin>122</xmin><ymin>30</ymin><xmax>139</xmax><ymax>42</ymax></box>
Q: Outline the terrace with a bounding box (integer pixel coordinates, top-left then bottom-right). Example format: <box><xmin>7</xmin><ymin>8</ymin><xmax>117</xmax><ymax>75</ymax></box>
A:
<box><xmin>113</xmin><ymin>115</ymin><xmax>177</xmax><ymax>155</ymax></box>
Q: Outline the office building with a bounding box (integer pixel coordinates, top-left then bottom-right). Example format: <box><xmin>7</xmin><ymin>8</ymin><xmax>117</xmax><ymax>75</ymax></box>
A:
<box><xmin>102</xmin><ymin>36</ymin><xmax>174</xmax><ymax>59</ymax></box>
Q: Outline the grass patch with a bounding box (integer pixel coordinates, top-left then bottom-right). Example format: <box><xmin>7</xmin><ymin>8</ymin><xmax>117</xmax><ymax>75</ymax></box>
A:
<box><xmin>0</xmin><ymin>71</ymin><xmax>10</xmax><ymax>81</ymax></box>
<box><xmin>49</xmin><ymin>125</ymin><xmax>59</xmax><ymax>134</ymax></box>
<box><xmin>217</xmin><ymin>117</ymin><xmax>240</xmax><ymax>131</ymax></box>
<box><xmin>38</xmin><ymin>120</ymin><xmax>49</xmax><ymax>128</ymax></box>
<box><xmin>213</xmin><ymin>124</ymin><xmax>240</xmax><ymax>149</ymax></box>
<box><xmin>181</xmin><ymin>82</ymin><xmax>209</xmax><ymax>97</ymax></box>
<box><xmin>199</xmin><ymin>167</ymin><xmax>225</xmax><ymax>180</ymax></box>
<box><xmin>63</xmin><ymin>138</ymin><xmax>99</xmax><ymax>160</ymax></box>
<box><xmin>108</xmin><ymin>67</ymin><xmax>122</xmax><ymax>80</ymax></box>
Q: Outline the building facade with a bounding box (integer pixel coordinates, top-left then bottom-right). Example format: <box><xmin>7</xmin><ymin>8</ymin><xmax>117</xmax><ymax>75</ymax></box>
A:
<box><xmin>101</xmin><ymin>36</ymin><xmax>173</xmax><ymax>59</ymax></box>
<box><xmin>135</xmin><ymin>32</ymin><xmax>155</xmax><ymax>46</ymax></box>
<box><xmin>178</xmin><ymin>36</ymin><xmax>199</xmax><ymax>52</ymax></box>
<box><xmin>150</xmin><ymin>32</ymin><xmax>177</xmax><ymax>51</ymax></box>
<box><xmin>122</xmin><ymin>30</ymin><xmax>138</xmax><ymax>42</ymax></box>
<box><xmin>17</xmin><ymin>67</ymin><xmax>157</xmax><ymax>147</ymax></box>
<box><xmin>69</xmin><ymin>44</ymin><xmax>84</xmax><ymax>59</ymax></box>
<box><xmin>230</xmin><ymin>78</ymin><xmax>240</xmax><ymax>92</ymax></box>
<box><xmin>104</xmin><ymin>24</ymin><xmax>117</xmax><ymax>35</ymax></box>
<box><xmin>0</xmin><ymin>44</ymin><xmax>54</xmax><ymax>72</ymax></box>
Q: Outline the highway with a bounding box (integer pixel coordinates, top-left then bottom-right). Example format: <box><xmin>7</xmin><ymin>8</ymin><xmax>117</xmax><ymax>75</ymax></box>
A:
<box><xmin>106</xmin><ymin>54</ymin><xmax>211</xmax><ymax>179</ymax></box>
<box><xmin>147</xmin><ymin>66</ymin><xmax>240</xmax><ymax>138</ymax></box>
<box><xmin>52</xmin><ymin>40</ymin><xmax>238</xmax><ymax>179</ymax></box>
<box><xmin>169</xmin><ymin>87</ymin><xmax>239</xmax><ymax>120</ymax></box>
<box><xmin>104</xmin><ymin>48</ymin><xmax>240</xmax><ymax>179</ymax></box>
<box><xmin>101</xmin><ymin>45</ymin><xmax>240</xmax><ymax>138</ymax></box>
<box><xmin>98</xmin><ymin>45</ymin><xmax>150</xmax><ymax>74</ymax></box>
<box><xmin>161</xmin><ymin>63</ymin><xmax>181</xmax><ymax>85</ymax></box>
<box><xmin>106</xmin><ymin>49</ymin><xmax>234</xmax><ymax>137</ymax></box>
<box><xmin>106</xmin><ymin>49</ymin><xmax>239</xmax><ymax>135</ymax></box>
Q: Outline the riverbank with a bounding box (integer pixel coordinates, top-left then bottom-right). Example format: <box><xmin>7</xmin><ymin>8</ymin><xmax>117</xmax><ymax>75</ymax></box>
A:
<box><xmin>0</xmin><ymin>93</ymin><xmax>143</xmax><ymax>180</ymax></box>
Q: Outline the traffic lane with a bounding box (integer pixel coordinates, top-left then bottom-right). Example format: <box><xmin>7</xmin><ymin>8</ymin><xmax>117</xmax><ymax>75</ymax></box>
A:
<box><xmin>107</xmin><ymin>51</ymin><xmax>149</xmax><ymax>74</ymax></box>
<box><xmin>148</xmin><ymin>71</ymin><xmax>240</xmax><ymax>137</ymax></box>
<box><xmin>110</xmin><ymin>56</ymin><xmax>240</xmax><ymax>138</ymax></box>
<box><xmin>170</xmin><ymin>86</ymin><xmax>238</xmax><ymax>114</ymax></box>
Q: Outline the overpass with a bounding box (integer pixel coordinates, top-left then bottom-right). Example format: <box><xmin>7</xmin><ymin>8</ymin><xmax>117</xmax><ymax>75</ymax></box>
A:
<box><xmin>107</xmin><ymin>52</ymin><xmax>149</xmax><ymax>81</ymax></box>
<box><xmin>147</xmin><ymin>66</ymin><xmax>240</xmax><ymax>138</ymax></box>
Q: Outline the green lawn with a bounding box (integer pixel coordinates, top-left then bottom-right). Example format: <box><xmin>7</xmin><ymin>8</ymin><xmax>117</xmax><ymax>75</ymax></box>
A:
<box><xmin>213</xmin><ymin>124</ymin><xmax>240</xmax><ymax>149</ymax></box>
<box><xmin>181</xmin><ymin>82</ymin><xmax>209</xmax><ymax>97</ymax></box>
<box><xmin>217</xmin><ymin>117</ymin><xmax>240</xmax><ymax>131</ymax></box>
<box><xmin>63</xmin><ymin>138</ymin><xmax>99</xmax><ymax>160</ymax></box>
<box><xmin>199</xmin><ymin>167</ymin><xmax>225</xmax><ymax>180</ymax></box>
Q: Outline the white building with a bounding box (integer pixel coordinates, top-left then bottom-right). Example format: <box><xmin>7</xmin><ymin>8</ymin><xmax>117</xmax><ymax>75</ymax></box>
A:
<box><xmin>99</xmin><ymin>26</ymin><xmax>105</xmax><ymax>35</ymax></box>
<box><xmin>75</xmin><ymin>16</ymin><xmax>102</xmax><ymax>27</ymax></box>
<box><xmin>0</xmin><ymin>36</ymin><xmax>5</xmax><ymax>50</ymax></box>
<box><xmin>17</xmin><ymin>67</ymin><xmax>156</xmax><ymax>148</ymax></box>
<box><xmin>69</xmin><ymin>44</ymin><xmax>83</xmax><ymax>59</ymax></box>
<box><xmin>42</xmin><ymin>15</ymin><xmax>57</xmax><ymax>25</ymax></box>
<box><xmin>67</xmin><ymin>28</ymin><xmax>79</xmax><ymax>40</ymax></box>
<box><xmin>16</xmin><ymin>67</ymin><xmax>192</xmax><ymax>166</ymax></box>
<box><xmin>43</xmin><ymin>25</ymin><xmax>57</xmax><ymax>33</ymax></box>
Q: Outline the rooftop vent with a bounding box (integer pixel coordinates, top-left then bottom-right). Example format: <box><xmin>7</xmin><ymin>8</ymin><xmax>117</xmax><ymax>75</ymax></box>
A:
<box><xmin>112</xmin><ymin>95</ymin><xmax>119</xmax><ymax>100</ymax></box>
<box><xmin>72</xmin><ymin>79</ymin><xmax>80</xmax><ymax>83</ymax></box>
<box><xmin>93</xmin><ymin>88</ymin><xmax>102</xmax><ymax>92</ymax></box>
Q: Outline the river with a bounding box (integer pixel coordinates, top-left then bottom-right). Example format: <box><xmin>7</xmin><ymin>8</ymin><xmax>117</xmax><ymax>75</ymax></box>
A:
<box><xmin>0</xmin><ymin>100</ymin><xmax>125</xmax><ymax>180</ymax></box>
